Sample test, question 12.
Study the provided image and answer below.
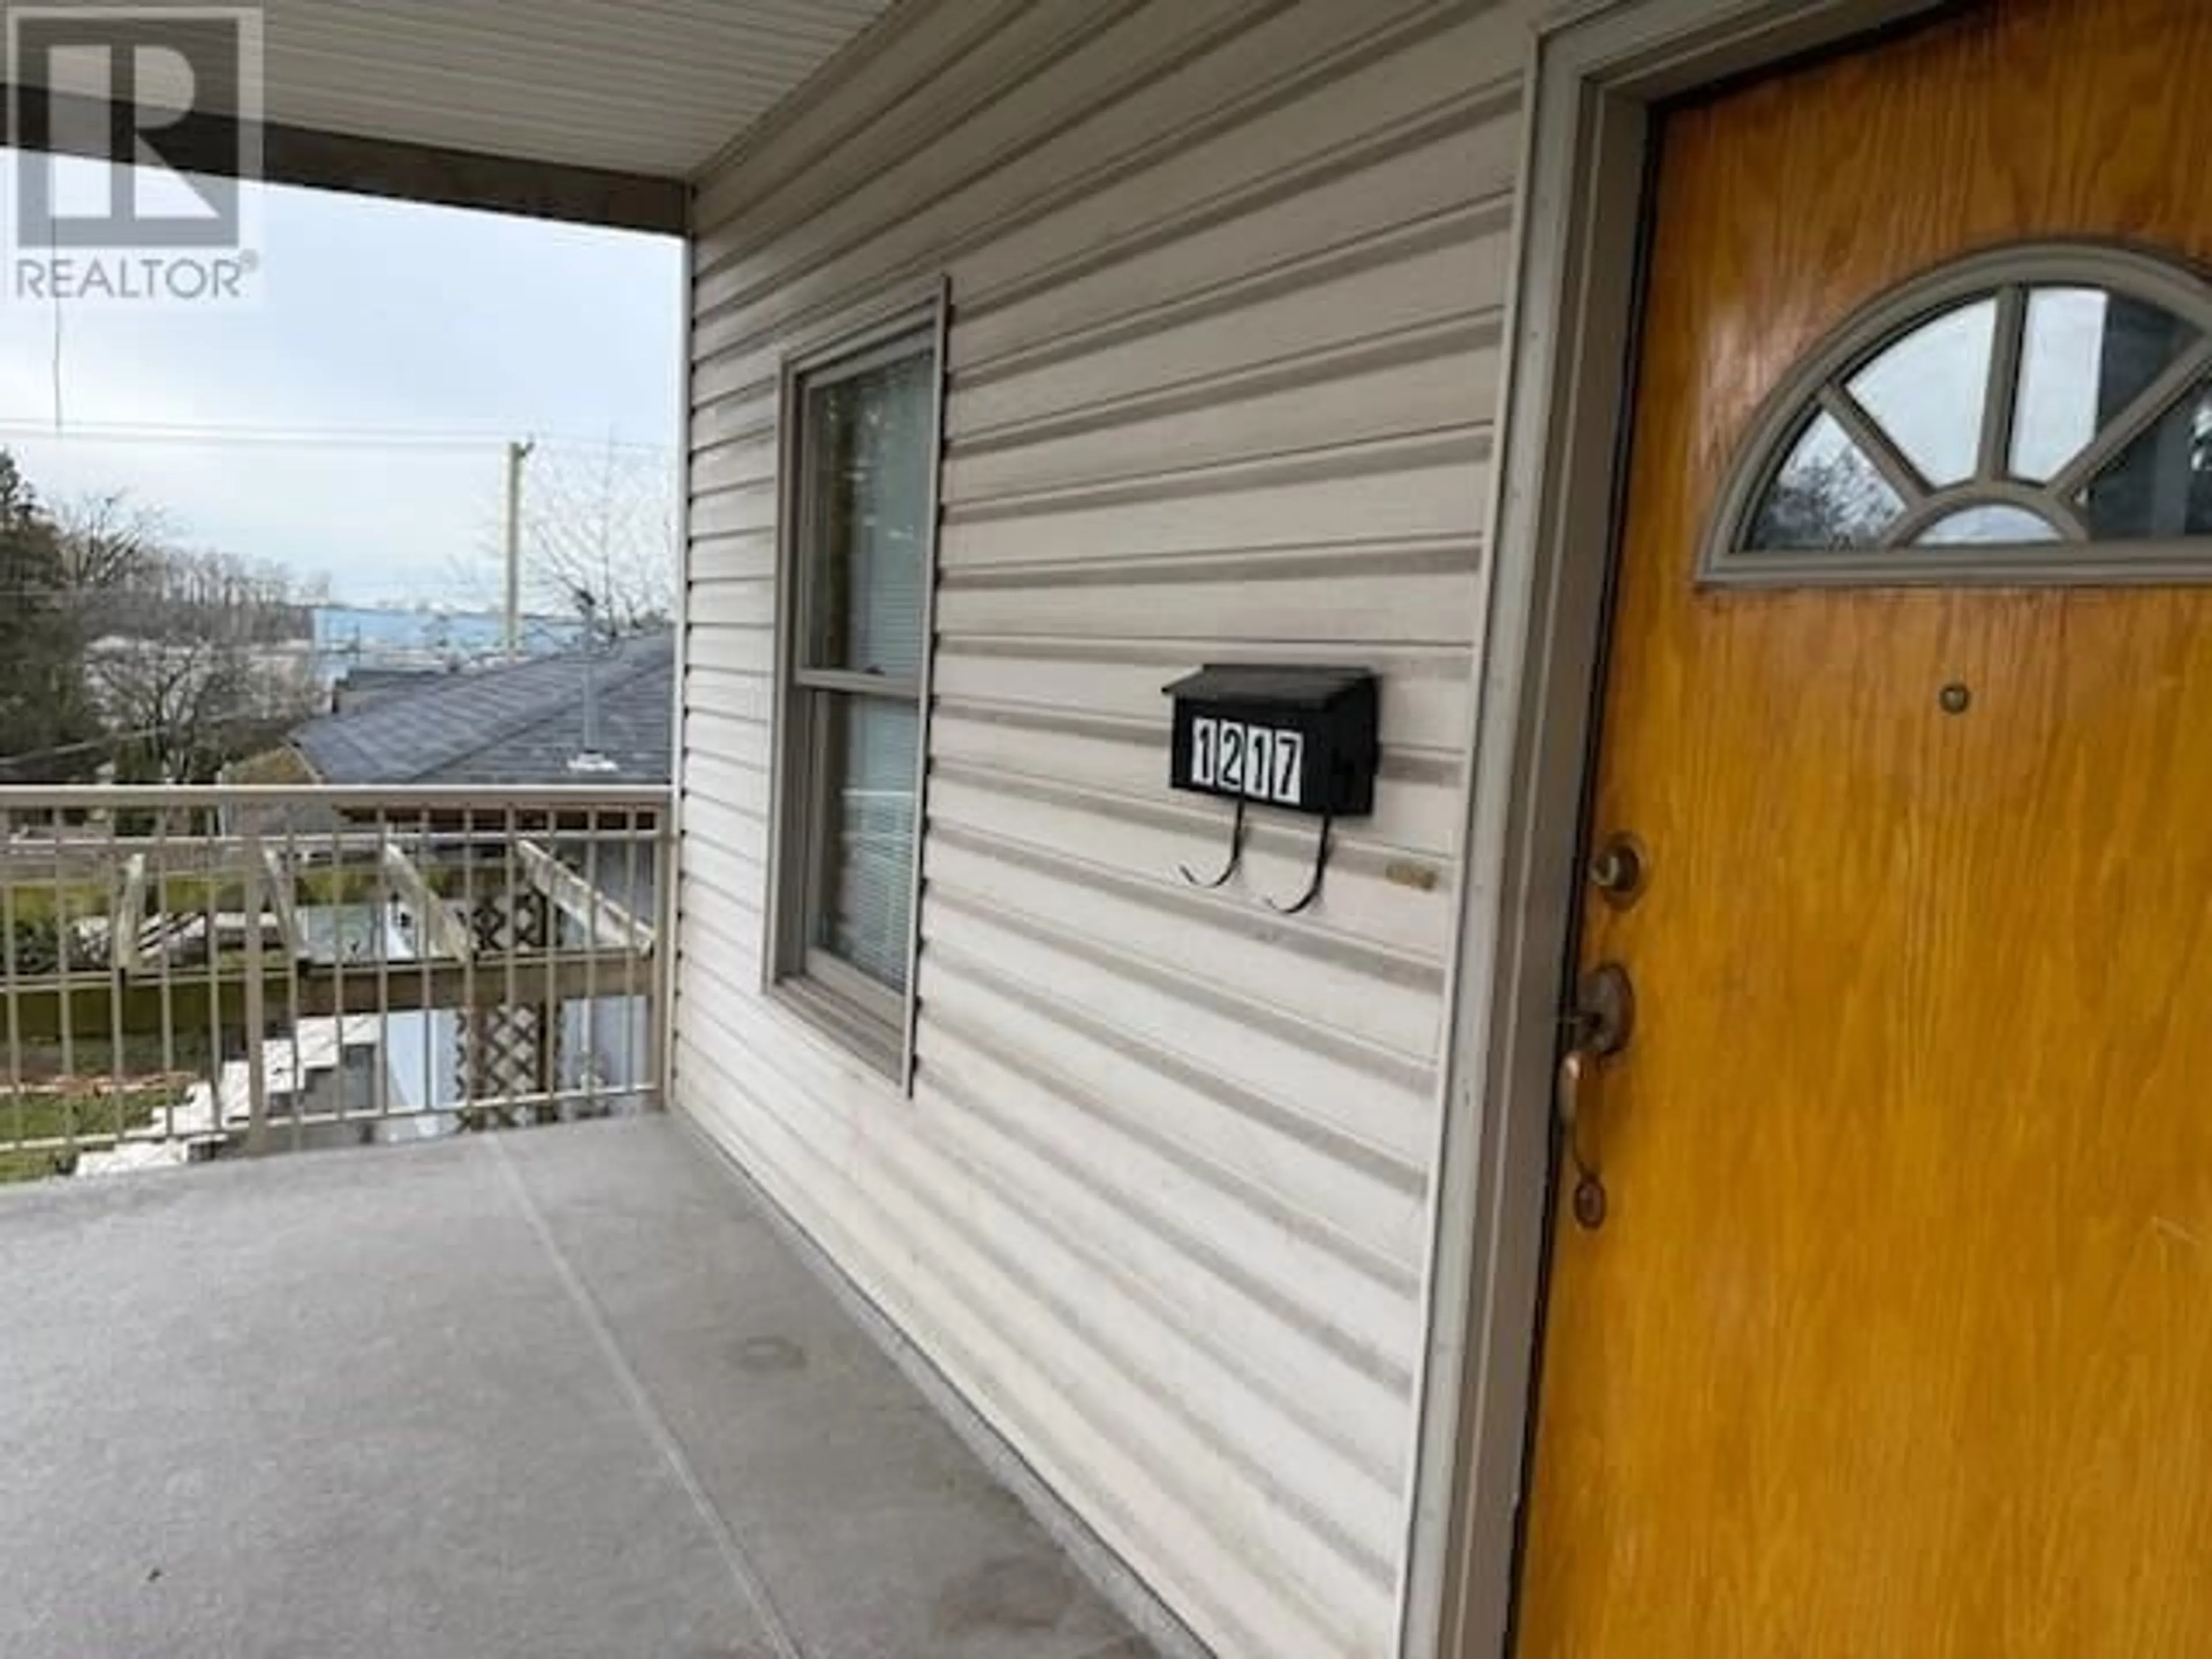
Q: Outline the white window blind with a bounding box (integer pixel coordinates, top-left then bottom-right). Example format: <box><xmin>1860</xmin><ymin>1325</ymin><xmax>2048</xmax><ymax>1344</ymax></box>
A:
<box><xmin>812</xmin><ymin>698</ymin><xmax>918</xmax><ymax>991</ymax></box>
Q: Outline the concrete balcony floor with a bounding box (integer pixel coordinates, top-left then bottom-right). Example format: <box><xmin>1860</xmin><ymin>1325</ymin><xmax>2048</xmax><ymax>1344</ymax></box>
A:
<box><xmin>2</xmin><ymin>1117</ymin><xmax>1157</xmax><ymax>1659</ymax></box>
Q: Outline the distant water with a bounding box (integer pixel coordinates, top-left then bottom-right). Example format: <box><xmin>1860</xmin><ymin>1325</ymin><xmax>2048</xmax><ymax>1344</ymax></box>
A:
<box><xmin>312</xmin><ymin>607</ymin><xmax>582</xmax><ymax>680</ymax></box>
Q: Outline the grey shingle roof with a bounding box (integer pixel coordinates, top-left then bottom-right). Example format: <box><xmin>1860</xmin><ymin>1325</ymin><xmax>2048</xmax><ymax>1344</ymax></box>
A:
<box><xmin>293</xmin><ymin>632</ymin><xmax>673</xmax><ymax>787</ymax></box>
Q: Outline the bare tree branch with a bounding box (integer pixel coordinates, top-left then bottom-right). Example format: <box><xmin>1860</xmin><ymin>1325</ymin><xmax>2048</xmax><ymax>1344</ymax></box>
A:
<box><xmin>459</xmin><ymin>438</ymin><xmax>678</xmax><ymax>637</ymax></box>
<box><xmin>51</xmin><ymin>490</ymin><xmax>171</xmax><ymax>596</ymax></box>
<box><xmin>60</xmin><ymin>507</ymin><xmax>321</xmax><ymax>782</ymax></box>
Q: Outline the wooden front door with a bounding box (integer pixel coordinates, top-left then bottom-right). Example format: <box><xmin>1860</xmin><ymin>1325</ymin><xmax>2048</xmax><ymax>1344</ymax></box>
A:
<box><xmin>1516</xmin><ymin>2</ymin><xmax>2212</xmax><ymax>1653</ymax></box>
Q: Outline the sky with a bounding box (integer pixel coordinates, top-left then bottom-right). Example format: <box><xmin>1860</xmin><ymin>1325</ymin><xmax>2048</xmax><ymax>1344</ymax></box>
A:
<box><xmin>0</xmin><ymin>159</ymin><xmax>684</xmax><ymax>608</ymax></box>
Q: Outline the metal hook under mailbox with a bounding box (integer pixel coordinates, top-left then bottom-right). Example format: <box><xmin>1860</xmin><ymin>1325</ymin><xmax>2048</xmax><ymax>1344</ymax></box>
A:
<box><xmin>1179</xmin><ymin>796</ymin><xmax>1248</xmax><ymax>890</ymax></box>
<box><xmin>1264</xmin><ymin>811</ymin><xmax>1332</xmax><ymax>916</ymax></box>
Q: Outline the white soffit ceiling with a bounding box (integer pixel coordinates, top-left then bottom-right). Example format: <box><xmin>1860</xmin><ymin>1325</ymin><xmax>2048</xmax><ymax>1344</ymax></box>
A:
<box><xmin>44</xmin><ymin>0</ymin><xmax>897</xmax><ymax>181</ymax></box>
<box><xmin>264</xmin><ymin>0</ymin><xmax>893</xmax><ymax>177</ymax></box>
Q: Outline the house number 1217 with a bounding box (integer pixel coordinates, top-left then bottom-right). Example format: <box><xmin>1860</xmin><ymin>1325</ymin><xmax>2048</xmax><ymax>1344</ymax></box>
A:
<box><xmin>1190</xmin><ymin>718</ymin><xmax>1305</xmax><ymax>807</ymax></box>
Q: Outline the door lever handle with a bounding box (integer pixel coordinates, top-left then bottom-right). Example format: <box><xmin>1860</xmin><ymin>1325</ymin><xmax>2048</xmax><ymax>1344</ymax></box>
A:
<box><xmin>1557</xmin><ymin>963</ymin><xmax>1634</xmax><ymax>1230</ymax></box>
<box><xmin>1557</xmin><ymin>1047</ymin><xmax>1606</xmax><ymax>1230</ymax></box>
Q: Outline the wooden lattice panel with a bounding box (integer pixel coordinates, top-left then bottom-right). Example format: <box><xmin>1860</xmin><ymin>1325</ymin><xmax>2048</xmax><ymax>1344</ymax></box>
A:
<box><xmin>456</xmin><ymin>887</ymin><xmax>559</xmax><ymax>1111</ymax></box>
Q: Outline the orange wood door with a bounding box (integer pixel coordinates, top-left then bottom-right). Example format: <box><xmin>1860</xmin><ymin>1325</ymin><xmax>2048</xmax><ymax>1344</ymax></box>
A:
<box><xmin>1516</xmin><ymin>3</ymin><xmax>2212</xmax><ymax>1654</ymax></box>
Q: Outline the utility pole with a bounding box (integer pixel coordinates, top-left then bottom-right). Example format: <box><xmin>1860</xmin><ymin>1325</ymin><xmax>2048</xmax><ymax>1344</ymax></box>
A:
<box><xmin>502</xmin><ymin>438</ymin><xmax>535</xmax><ymax>662</ymax></box>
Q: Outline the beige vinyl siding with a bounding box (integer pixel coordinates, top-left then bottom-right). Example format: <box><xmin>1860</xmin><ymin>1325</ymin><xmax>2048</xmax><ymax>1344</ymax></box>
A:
<box><xmin>673</xmin><ymin>3</ymin><xmax>1528</xmax><ymax>1656</ymax></box>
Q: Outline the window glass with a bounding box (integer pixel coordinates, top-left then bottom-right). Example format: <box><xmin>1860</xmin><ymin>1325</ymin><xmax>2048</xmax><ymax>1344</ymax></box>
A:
<box><xmin>1717</xmin><ymin>249</ymin><xmax>2212</xmax><ymax>582</ymax></box>
<box><xmin>1914</xmin><ymin>503</ymin><xmax>2062</xmax><ymax>546</ymax></box>
<box><xmin>1747</xmin><ymin>410</ymin><xmax>1904</xmax><ymax>550</ymax></box>
<box><xmin>2081</xmin><ymin>382</ymin><xmax>2212</xmax><ymax>537</ymax></box>
<box><xmin>813</xmin><ymin>697</ymin><xmax>918</xmax><ymax>994</ymax></box>
<box><xmin>1843</xmin><ymin>298</ymin><xmax>1995</xmax><ymax>487</ymax></box>
<box><xmin>801</xmin><ymin>347</ymin><xmax>933</xmax><ymax>680</ymax></box>
<box><xmin>2012</xmin><ymin>288</ymin><xmax>2196</xmax><ymax>481</ymax></box>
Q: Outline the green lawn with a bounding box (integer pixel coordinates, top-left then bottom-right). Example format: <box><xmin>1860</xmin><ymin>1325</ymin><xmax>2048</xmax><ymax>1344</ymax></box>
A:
<box><xmin>0</xmin><ymin>1033</ymin><xmax>212</xmax><ymax>1186</ymax></box>
<box><xmin>0</xmin><ymin>1082</ymin><xmax>181</xmax><ymax>1185</ymax></box>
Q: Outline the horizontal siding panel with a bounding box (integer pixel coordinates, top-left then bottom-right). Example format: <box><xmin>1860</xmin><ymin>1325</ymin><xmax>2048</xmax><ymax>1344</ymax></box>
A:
<box><xmin>685</xmin><ymin>578</ymin><xmax>777</xmax><ymax>629</ymax></box>
<box><xmin>931</xmin><ymin>639</ymin><xmax>1474</xmax><ymax>755</ymax></box>
<box><xmin>692</xmin><ymin>0</ymin><xmax>1047</xmax><ymax>237</ymax></box>
<box><xmin>925</xmin><ymin>768</ymin><xmax>1459</xmax><ymax>961</ymax></box>
<box><xmin>690</xmin><ymin>389</ymin><xmax>777</xmax><ymax>452</ymax></box>
<box><xmin>944</xmin><ymin>9</ymin><xmax>1516</xmax><ymax>321</ymax></box>
<box><xmin>691</xmin><ymin>349</ymin><xmax>779</xmax><ymax>412</ymax></box>
<box><xmin>908</xmin><ymin>1004</ymin><xmax>1422</xmax><ymax>1394</ymax></box>
<box><xmin>682</xmin><ymin>786</ymin><xmax>769</xmax><ymax>840</ymax></box>
<box><xmin>691</xmin><ymin>0</ymin><xmax>1036</xmax><ymax>232</ymax></box>
<box><xmin>923</xmin><ymin>895</ymin><xmax>1437</xmax><ymax>1194</ymax></box>
<box><xmin>680</xmin><ymin>794</ymin><xmax>768</xmax><ymax>867</ymax></box>
<box><xmin>694</xmin><ymin>0</ymin><xmax>1436</xmax><ymax>247</ymax></box>
<box><xmin>907</xmin><ymin>986</ymin><xmax>1424</xmax><ymax>1433</ymax></box>
<box><xmin>683</xmin><ymin>665</ymin><xmax>774</xmax><ymax>726</ymax></box>
<box><xmin>681</xmin><ymin>710</ymin><xmax>771</xmax><ymax>771</ymax></box>
<box><xmin>907</xmin><ymin>960</ymin><xmax>1424</xmax><ymax>1344</ymax></box>
<box><xmin>690</xmin><ymin>481</ymin><xmax>778</xmax><ymax>539</ymax></box>
<box><xmin>692</xmin><ymin>0</ymin><xmax>1251</xmax><ymax>313</ymax></box>
<box><xmin>934</xmin><ymin>554</ymin><xmax>1483</xmax><ymax>648</ymax></box>
<box><xmin>950</xmin><ymin>112</ymin><xmax>1510</xmax><ymax>368</ymax></box>
<box><xmin>690</xmin><ymin>0</ymin><xmax>1462</xmax><ymax>330</ymax></box>
<box><xmin>927</xmin><ymin>707</ymin><xmax>1465</xmax><ymax>859</ymax></box>
<box><xmin>688</xmin><ymin>434</ymin><xmax>779</xmax><ymax>495</ymax></box>
<box><xmin>923</xmin><ymin>829</ymin><xmax>1445</xmax><ymax>1060</ymax></box>
<box><xmin>684</xmin><ymin>620</ymin><xmax>774</xmax><ymax>676</ymax></box>
<box><xmin>677</xmin><ymin>834</ymin><xmax>766</xmax><ymax>918</ymax></box>
<box><xmin>915</xmin><ymin>1029</ymin><xmax>1416</xmax><ymax>1482</ymax></box>
<box><xmin>678</xmin><ymin>5</ymin><xmax>1525</xmax><ymax>1656</ymax></box>
<box><xmin>690</xmin><ymin>529</ymin><xmax>777</xmax><ymax>583</ymax></box>
<box><xmin>676</xmin><ymin>897</ymin><xmax>763</xmax><ymax>977</ymax></box>
<box><xmin>676</xmin><ymin>901</ymin><xmax>764</xmax><ymax>987</ymax></box>
<box><xmin>946</xmin><ymin>332</ymin><xmax>1500</xmax><ymax>502</ymax></box>
<box><xmin>885</xmin><ymin>1094</ymin><xmax>1407</xmax><ymax>1589</ymax></box>
<box><xmin>952</xmin><ymin>238</ymin><xmax>1500</xmax><ymax>439</ymax></box>
<box><xmin>941</xmin><ymin>442</ymin><xmax>1488</xmax><ymax>571</ymax></box>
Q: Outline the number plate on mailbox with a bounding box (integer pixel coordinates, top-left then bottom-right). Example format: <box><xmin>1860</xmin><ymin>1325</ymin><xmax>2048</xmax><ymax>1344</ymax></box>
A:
<box><xmin>1164</xmin><ymin>665</ymin><xmax>1378</xmax><ymax>819</ymax></box>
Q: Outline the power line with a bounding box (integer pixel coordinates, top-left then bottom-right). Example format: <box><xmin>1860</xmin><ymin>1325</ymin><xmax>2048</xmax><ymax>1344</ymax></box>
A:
<box><xmin>0</xmin><ymin>417</ymin><xmax>675</xmax><ymax>454</ymax></box>
<box><xmin>44</xmin><ymin>171</ymin><xmax>64</xmax><ymax>434</ymax></box>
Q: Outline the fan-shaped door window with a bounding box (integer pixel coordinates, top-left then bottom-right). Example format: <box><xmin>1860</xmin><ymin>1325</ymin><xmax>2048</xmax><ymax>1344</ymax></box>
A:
<box><xmin>1705</xmin><ymin>245</ymin><xmax>2212</xmax><ymax>585</ymax></box>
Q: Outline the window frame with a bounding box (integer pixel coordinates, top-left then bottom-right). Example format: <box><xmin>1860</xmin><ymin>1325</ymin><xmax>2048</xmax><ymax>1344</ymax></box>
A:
<box><xmin>764</xmin><ymin>285</ymin><xmax>948</xmax><ymax>1086</ymax></box>
<box><xmin>1702</xmin><ymin>241</ymin><xmax>2212</xmax><ymax>587</ymax></box>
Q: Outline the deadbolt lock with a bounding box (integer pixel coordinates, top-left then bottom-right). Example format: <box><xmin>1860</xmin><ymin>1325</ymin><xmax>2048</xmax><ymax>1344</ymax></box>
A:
<box><xmin>1565</xmin><ymin>961</ymin><xmax>1634</xmax><ymax>1058</ymax></box>
<box><xmin>1588</xmin><ymin>832</ymin><xmax>1648</xmax><ymax>907</ymax></box>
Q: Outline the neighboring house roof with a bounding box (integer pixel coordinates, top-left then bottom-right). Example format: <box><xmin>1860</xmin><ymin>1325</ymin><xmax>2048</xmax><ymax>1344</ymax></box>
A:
<box><xmin>293</xmin><ymin>631</ymin><xmax>673</xmax><ymax>787</ymax></box>
<box><xmin>223</xmin><ymin>744</ymin><xmax>320</xmax><ymax>786</ymax></box>
<box><xmin>328</xmin><ymin>667</ymin><xmax>450</xmax><ymax>714</ymax></box>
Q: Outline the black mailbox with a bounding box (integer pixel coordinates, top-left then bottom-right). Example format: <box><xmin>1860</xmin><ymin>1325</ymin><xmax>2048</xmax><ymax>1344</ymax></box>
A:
<box><xmin>1163</xmin><ymin>665</ymin><xmax>1378</xmax><ymax>819</ymax></box>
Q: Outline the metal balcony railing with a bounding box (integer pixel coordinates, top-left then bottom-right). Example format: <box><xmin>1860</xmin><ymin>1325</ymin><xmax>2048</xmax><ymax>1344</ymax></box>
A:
<box><xmin>0</xmin><ymin>785</ymin><xmax>669</xmax><ymax>1185</ymax></box>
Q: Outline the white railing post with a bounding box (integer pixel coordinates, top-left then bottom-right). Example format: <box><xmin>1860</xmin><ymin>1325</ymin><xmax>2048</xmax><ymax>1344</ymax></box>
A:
<box><xmin>653</xmin><ymin>806</ymin><xmax>673</xmax><ymax>1112</ymax></box>
<box><xmin>240</xmin><ymin>817</ymin><xmax>268</xmax><ymax>1156</ymax></box>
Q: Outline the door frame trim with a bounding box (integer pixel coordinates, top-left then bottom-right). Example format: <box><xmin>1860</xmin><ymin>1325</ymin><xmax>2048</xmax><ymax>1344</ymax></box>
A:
<box><xmin>1404</xmin><ymin>3</ymin><xmax>1949</xmax><ymax>1654</ymax></box>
